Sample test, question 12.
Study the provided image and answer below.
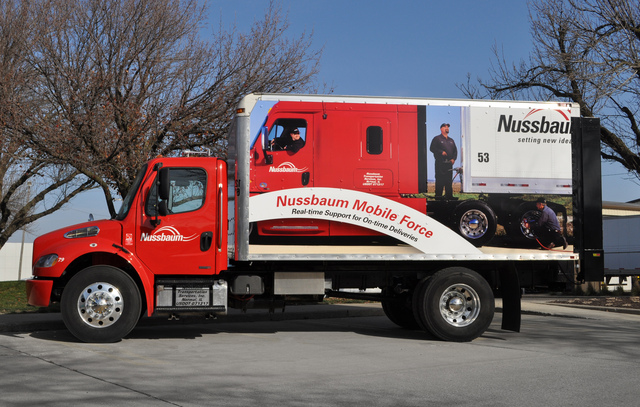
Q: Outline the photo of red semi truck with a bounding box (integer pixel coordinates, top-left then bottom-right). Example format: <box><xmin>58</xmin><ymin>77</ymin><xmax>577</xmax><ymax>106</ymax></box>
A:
<box><xmin>245</xmin><ymin>95</ymin><xmax>576</xmax><ymax>248</ymax></box>
<box><xmin>26</xmin><ymin>94</ymin><xmax>603</xmax><ymax>343</ymax></box>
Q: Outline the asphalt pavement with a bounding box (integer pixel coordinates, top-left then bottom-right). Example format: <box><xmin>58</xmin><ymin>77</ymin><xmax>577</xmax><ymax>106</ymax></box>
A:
<box><xmin>1</xmin><ymin>294</ymin><xmax>638</xmax><ymax>335</ymax></box>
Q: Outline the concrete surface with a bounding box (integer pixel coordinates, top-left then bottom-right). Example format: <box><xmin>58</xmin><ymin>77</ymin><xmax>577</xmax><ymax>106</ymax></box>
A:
<box><xmin>2</xmin><ymin>296</ymin><xmax>640</xmax><ymax>407</ymax></box>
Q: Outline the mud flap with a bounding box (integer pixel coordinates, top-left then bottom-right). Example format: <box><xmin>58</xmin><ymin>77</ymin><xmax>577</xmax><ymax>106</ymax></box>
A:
<box><xmin>499</xmin><ymin>262</ymin><xmax>521</xmax><ymax>332</ymax></box>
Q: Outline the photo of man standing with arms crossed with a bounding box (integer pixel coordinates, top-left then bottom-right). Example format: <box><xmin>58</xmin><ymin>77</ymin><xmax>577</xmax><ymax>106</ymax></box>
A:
<box><xmin>430</xmin><ymin>123</ymin><xmax>457</xmax><ymax>199</ymax></box>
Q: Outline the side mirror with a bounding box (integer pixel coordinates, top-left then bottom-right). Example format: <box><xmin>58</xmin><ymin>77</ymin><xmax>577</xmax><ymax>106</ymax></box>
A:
<box><xmin>261</xmin><ymin>126</ymin><xmax>273</xmax><ymax>164</ymax></box>
<box><xmin>261</xmin><ymin>126</ymin><xmax>269</xmax><ymax>151</ymax></box>
<box><xmin>158</xmin><ymin>200</ymin><xmax>169</xmax><ymax>217</ymax></box>
<box><xmin>151</xmin><ymin>166</ymin><xmax>170</xmax><ymax>226</ymax></box>
<box><xmin>159</xmin><ymin>167</ymin><xmax>170</xmax><ymax>200</ymax></box>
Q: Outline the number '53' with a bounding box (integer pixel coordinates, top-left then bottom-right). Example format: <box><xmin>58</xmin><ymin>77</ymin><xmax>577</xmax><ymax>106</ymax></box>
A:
<box><xmin>478</xmin><ymin>152</ymin><xmax>490</xmax><ymax>163</ymax></box>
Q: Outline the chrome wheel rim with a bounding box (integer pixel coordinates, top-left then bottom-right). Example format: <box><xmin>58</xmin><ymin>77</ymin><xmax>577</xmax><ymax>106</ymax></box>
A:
<box><xmin>520</xmin><ymin>210</ymin><xmax>541</xmax><ymax>239</ymax></box>
<box><xmin>459</xmin><ymin>209</ymin><xmax>489</xmax><ymax>239</ymax></box>
<box><xmin>77</xmin><ymin>282</ymin><xmax>124</xmax><ymax>328</ymax></box>
<box><xmin>438</xmin><ymin>283</ymin><xmax>481</xmax><ymax>327</ymax></box>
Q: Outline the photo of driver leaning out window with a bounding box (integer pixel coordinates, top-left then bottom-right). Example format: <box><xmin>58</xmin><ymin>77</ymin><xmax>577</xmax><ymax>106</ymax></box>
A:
<box><xmin>271</xmin><ymin>128</ymin><xmax>305</xmax><ymax>153</ymax></box>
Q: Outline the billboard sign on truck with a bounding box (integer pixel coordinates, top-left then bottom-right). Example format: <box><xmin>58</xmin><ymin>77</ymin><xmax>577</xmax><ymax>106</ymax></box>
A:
<box><xmin>234</xmin><ymin>94</ymin><xmax>578</xmax><ymax>259</ymax></box>
<box><xmin>249</xmin><ymin>188</ymin><xmax>482</xmax><ymax>255</ymax></box>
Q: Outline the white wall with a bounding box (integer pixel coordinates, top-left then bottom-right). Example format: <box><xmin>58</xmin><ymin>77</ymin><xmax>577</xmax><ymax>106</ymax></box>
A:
<box><xmin>0</xmin><ymin>242</ymin><xmax>33</xmax><ymax>282</ymax></box>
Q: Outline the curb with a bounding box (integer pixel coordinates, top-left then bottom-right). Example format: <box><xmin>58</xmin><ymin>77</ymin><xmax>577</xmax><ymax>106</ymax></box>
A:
<box><xmin>540</xmin><ymin>302</ymin><xmax>640</xmax><ymax>316</ymax></box>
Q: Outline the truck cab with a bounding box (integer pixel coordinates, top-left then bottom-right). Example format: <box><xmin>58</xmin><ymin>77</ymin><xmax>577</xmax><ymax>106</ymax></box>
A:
<box><xmin>27</xmin><ymin>157</ymin><xmax>229</xmax><ymax>342</ymax></box>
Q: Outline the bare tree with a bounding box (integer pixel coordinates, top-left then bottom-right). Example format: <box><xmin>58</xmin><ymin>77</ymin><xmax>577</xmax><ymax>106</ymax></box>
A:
<box><xmin>13</xmin><ymin>0</ymin><xmax>322</xmax><ymax>217</ymax></box>
<box><xmin>459</xmin><ymin>0</ymin><xmax>640</xmax><ymax>181</ymax></box>
<box><xmin>0</xmin><ymin>0</ymin><xmax>94</xmax><ymax>249</ymax></box>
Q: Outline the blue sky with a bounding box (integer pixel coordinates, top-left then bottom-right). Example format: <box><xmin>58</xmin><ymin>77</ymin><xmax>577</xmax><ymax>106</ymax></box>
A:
<box><xmin>13</xmin><ymin>0</ymin><xmax>639</xmax><ymax>242</ymax></box>
<box><xmin>212</xmin><ymin>0</ymin><xmax>532</xmax><ymax>98</ymax></box>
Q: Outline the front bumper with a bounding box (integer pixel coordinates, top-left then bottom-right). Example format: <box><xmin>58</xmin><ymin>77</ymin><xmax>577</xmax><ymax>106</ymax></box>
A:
<box><xmin>26</xmin><ymin>279</ymin><xmax>54</xmax><ymax>307</ymax></box>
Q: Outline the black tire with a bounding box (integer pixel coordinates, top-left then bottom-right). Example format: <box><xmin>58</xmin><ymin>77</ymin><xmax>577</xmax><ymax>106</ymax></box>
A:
<box><xmin>381</xmin><ymin>289</ymin><xmax>419</xmax><ymax>329</ymax></box>
<box><xmin>453</xmin><ymin>200</ymin><xmax>497</xmax><ymax>247</ymax></box>
<box><xmin>61</xmin><ymin>266</ymin><xmax>141</xmax><ymax>343</ymax></box>
<box><xmin>411</xmin><ymin>277</ymin><xmax>432</xmax><ymax>333</ymax></box>
<box><xmin>413</xmin><ymin>268</ymin><xmax>494</xmax><ymax>342</ymax></box>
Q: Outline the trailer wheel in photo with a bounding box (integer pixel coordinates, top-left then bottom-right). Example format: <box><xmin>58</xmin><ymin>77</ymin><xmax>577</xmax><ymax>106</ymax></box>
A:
<box><xmin>506</xmin><ymin>202</ymin><xmax>541</xmax><ymax>244</ymax></box>
<box><xmin>453</xmin><ymin>200</ymin><xmax>497</xmax><ymax>247</ymax></box>
<box><xmin>412</xmin><ymin>268</ymin><xmax>494</xmax><ymax>342</ymax></box>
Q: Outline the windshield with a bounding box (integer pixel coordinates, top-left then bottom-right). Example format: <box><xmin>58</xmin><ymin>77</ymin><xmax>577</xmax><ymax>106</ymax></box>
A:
<box><xmin>115</xmin><ymin>164</ymin><xmax>148</xmax><ymax>220</ymax></box>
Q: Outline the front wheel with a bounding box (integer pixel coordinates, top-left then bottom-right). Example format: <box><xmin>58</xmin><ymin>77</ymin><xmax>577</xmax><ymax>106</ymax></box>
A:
<box><xmin>61</xmin><ymin>266</ymin><xmax>141</xmax><ymax>343</ymax></box>
<box><xmin>413</xmin><ymin>268</ymin><xmax>494</xmax><ymax>342</ymax></box>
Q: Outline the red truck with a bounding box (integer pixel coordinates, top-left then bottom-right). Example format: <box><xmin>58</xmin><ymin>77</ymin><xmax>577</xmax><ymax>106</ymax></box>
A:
<box><xmin>26</xmin><ymin>94</ymin><xmax>604</xmax><ymax>343</ymax></box>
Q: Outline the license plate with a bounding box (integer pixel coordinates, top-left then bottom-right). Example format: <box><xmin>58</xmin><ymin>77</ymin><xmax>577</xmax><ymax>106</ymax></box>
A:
<box><xmin>175</xmin><ymin>287</ymin><xmax>210</xmax><ymax>307</ymax></box>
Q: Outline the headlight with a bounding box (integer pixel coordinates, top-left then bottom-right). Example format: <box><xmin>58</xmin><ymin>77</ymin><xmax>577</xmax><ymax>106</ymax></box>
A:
<box><xmin>64</xmin><ymin>226</ymin><xmax>100</xmax><ymax>238</ymax></box>
<box><xmin>34</xmin><ymin>254</ymin><xmax>59</xmax><ymax>268</ymax></box>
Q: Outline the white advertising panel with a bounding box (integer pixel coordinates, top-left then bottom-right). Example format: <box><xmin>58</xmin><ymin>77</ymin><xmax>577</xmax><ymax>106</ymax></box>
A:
<box><xmin>249</xmin><ymin>188</ymin><xmax>481</xmax><ymax>255</ymax></box>
<box><xmin>462</xmin><ymin>106</ymin><xmax>574</xmax><ymax>194</ymax></box>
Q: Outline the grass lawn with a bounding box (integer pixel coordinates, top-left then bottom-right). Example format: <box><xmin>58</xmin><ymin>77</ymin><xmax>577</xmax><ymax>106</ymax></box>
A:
<box><xmin>0</xmin><ymin>281</ymin><xmax>50</xmax><ymax>314</ymax></box>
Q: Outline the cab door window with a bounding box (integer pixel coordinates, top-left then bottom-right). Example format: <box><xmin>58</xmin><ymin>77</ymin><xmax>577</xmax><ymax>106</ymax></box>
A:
<box><xmin>267</xmin><ymin>118</ymin><xmax>307</xmax><ymax>152</ymax></box>
<box><xmin>146</xmin><ymin>168</ymin><xmax>207</xmax><ymax>216</ymax></box>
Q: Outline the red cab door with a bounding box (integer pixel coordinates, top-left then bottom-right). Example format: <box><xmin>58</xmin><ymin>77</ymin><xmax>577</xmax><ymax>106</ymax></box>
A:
<box><xmin>135</xmin><ymin>160</ymin><xmax>223</xmax><ymax>275</ymax></box>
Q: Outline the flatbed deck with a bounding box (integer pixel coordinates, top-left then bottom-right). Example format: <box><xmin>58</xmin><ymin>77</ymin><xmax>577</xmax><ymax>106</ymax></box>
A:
<box><xmin>246</xmin><ymin>244</ymin><xmax>576</xmax><ymax>261</ymax></box>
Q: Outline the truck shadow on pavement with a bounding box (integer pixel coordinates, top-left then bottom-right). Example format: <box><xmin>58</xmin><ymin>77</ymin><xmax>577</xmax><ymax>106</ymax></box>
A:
<box><xmin>23</xmin><ymin>309</ymin><xmax>639</xmax><ymax>353</ymax></box>
<box><xmin>26</xmin><ymin>315</ymin><xmax>450</xmax><ymax>343</ymax></box>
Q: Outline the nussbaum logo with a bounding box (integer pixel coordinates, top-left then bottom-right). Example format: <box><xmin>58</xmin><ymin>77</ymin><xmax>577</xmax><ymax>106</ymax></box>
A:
<box><xmin>497</xmin><ymin>109</ymin><xmax>571</xmax><ymax>134</ymax></box>
<box><xmin>140</xmin><ymin>226</ymin><xmax>197</xmax><ymax>242</ymax></box>
<box><xmin>268</xmin><ymin>162</ymin><xmax>309</xmax><ymax>173</ymax></box>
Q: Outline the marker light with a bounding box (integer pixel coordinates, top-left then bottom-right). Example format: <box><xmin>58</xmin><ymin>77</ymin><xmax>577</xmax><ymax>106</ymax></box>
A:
<box><xmin>64</xmin><ymin>226</ymin><xmax>100</xmax><ymax>239</ymax></box>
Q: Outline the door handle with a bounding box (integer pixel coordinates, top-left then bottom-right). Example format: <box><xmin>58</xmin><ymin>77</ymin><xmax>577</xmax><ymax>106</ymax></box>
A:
<box><xmin>302</xmin><ymin>171</ymin><xmax>310</xmax><ymax>186</ymax></box>
<box><xmin>201</xmin><ymin>231</ymin><xmax>213</xmax><ymax>251</ymax></box>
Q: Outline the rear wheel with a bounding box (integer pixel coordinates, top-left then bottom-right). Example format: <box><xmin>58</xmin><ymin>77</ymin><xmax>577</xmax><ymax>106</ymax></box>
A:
<box><xmin>413</xmin><ymin>268</ymin><xmax>494</xmax><ymax>342</ymax></box>
<box><xmin>61</xmin><ymin>266</ymin><xmax>141</xmax><ymax>343</ymax></box>
<box><xmin>381</xmin><ymin>289</ymin><xmax>419</xmax><ymax>329</ymax></box>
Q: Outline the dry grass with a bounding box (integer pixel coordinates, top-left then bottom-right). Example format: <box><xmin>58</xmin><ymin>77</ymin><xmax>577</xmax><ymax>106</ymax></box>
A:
<box><xmin>426</xmin><ymin>181</ymin><xmax>462</xmax><ymax>194</ymax></box>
